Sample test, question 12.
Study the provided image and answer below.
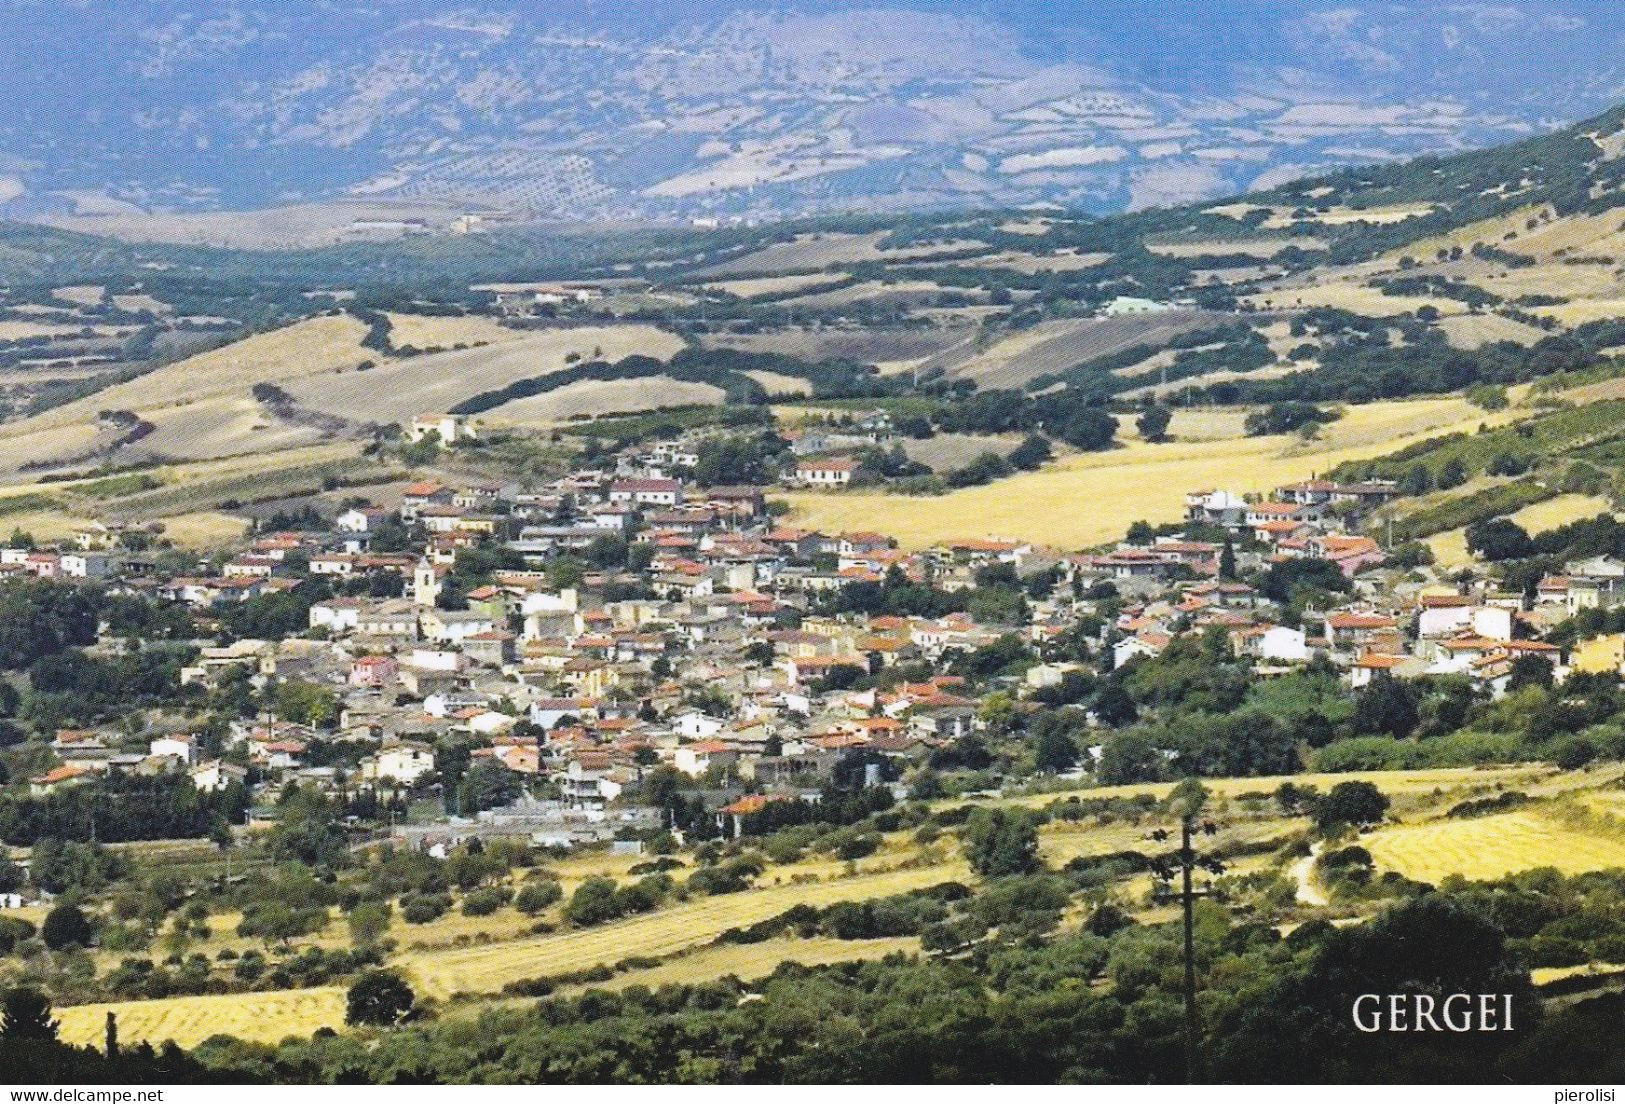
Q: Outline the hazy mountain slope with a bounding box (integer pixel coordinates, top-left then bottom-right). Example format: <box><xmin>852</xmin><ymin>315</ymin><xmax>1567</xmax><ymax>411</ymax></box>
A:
<box><xmin>2</xmin><ymin>1</ymin><xmax>1624</xmax><ymax>228</ymax></box>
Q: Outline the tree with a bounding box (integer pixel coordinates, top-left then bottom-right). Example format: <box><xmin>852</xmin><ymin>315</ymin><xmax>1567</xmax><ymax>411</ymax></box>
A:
<box><xmin>1097</xmin><ymin>731</ymin><xmax>1161</xmax><ymax>784</ymax></box>
<box><xmin>563</xmin><ymin>876</ymin><xmax>623</xmax><ymax>926</ymax></box>
<box><xmin>345</xmin><ymin>970</ymin><xmax>416</xmax><ymax>1027</ymax></box>
<box><xmin>0</xmin><ymin>987</ymin><xmax>58</xmax><ymax>1041</ymax></box>
<box><xmin>961</xmin><ymin>807</ymin><xmax>1040</xmax><ymax>878</ymax></box>
<box><xmin>1008</xmin><ymin>434</ymin><xmax>1053</xmax><ymax>471</ymax></box>
<box><xmin>347</xmin><ymin>901</ymin><xmax>393</xmax><ymax>949</ymax></box>
<box><xmin>1312</xmin><ymin>780</ymin><xmax>1390</xmax><ymax>832</ymax></box>
<box><xmin>41</xmin><ymin>902</ymin><xmax>93</xmax><ymax>950</ymax></box>
<box><xmin>1465</xmin><ymin>517</ymin><xmax>1534</xmax><ymax>561</ymax></box>
<box><xmin>1033</xmin><ymin>726</ymin><xmax>1079</xmax><ymax>774</ymax></box>
<box><xmin>1353</xmin><ymin>672</ymin><xmax>1419</xmax><ymax>738</ymax></box>
<box><xmin>458</xmin><ymin>760</ymin><xmax>522</xmax><ymax>814</ymax></box>
<box><xmin>273</xmin><ymin>680</ymin><xmax>340</xmax><ymax>728</ymax></box>
<box><xmin>1136</xmin><ymin>405</ymin><xmax>1172</xmax><ymax>442</ymax></box>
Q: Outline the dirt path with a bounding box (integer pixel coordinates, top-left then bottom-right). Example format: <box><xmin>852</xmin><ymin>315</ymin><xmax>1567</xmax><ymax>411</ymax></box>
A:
<box><xmin>1290</xmin><ymin>843</ymin><xmax>1329</xmax><ymax>907</ymax></box>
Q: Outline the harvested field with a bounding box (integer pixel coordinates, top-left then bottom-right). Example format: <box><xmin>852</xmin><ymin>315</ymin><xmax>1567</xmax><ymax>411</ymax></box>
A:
<box><xmin>56</xmin><ymin>988</ymin><xmax>347</xmax><ymax>1049</ymax></box>
<box><xmin>693</xmin><ymin>233</ymin><xmax>984</xmax><ymax>278</ymax></box>
<box><xmin>1426</xmin><ymin>493</ymin><xmax>1613</xmax><ymax>570</ymax></box>
<box><xmin>703</xmin><ymin>273</ymin><xmax>848</xmax><ymax>298</ymax></box>
<box><xmin>902</xmin><ymin>433</ymin><xmax>1021</xmax><ymax>470</ymax></box>
<box><xmin>1245</xmin><ymin>282</ymin><xmax>1466</xmax><ymax>317</ymax></box>
<box><xmin>933</xmin><ymin>311</ymin><xmax>1222</xmax><ymax>389</ymax></box>
<box><xmin>4</xmin><ymin>314</ymin><xmax>376</xmax><ymax>433</ymax></box>
<box><xmin>783</xmin><ymin>279</ymin><xmax>950</xmax><ymax>310</ymax></box>
<box><xmin>487</xmin><ymin>378</ymin><xmax>727</xmax><ymax>423</ymax></box>
<box><xmin>1146</xmin><ymin>237</ymin><xmax>1325</xmax><ymax>258</ymax></box>
<box><xmin>743</xmin><ymin>370</ymin><xmax>813</xmax><ymax>396</ymax></box>
<box><xmin>972</xmin><ymin>250</ymin><xmax>1111</xmax><ymax>274</ymax></box>
<box><xmin>383</xmin><ymin>313</ymin><xmax>521</xmax><ymax>350</ymax></box>
<box><xmin>556</xmin><ymin>936</ymin><xmax>919</xmax><ymax>994</ymax></box>
<box><xmin>1534</xmin><ymin>296</ymin><xmax>1625</xmax><ymax>327</ymax></box>
<box><xmin>404</xmin><ymin>863</ymin><xmax>968</xmax><ymax>999</ymax></box>
<box><xmin>1435</xmin><ymin>313</ymin><xmax>1547</xmax><ymax>349</ymax></box>
<box><xmin>133</xmin><ymin>395</ymin><xmax>330</xmax><ymax>461</ymax></box>
<box><xmin>285</xmin><ymin>324</ymin><xmax>684</xmax><ymax>425</ymax></box>
<box><xmin>779</xmin><ymin>396</ymin><xmax>1523</xmax><ymax>549</ymax></box>
<box><xmin>1365</xmin><ymin>809</ymin><xmax>1625</xmax><ymax>883</ymax></box>
<box><xmin>700</xmin><ymin>327</ymin><xmax>973</xmax><ymax>367</ymax></box>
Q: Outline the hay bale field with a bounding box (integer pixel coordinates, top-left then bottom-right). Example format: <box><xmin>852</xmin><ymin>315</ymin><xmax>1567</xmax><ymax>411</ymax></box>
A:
<box><xmin>56</xmin><ymin>987</ymin><xmax>348</xmax><ymax>1049</ymax></box>
<box><xmin>779</xmin><ymin>396</ymin><xmax>1525</xmax><ymax>550</ymax></box>
<box><xmin>1365</xmin><ymin>809</ymin><xmax>1625</xmax><ymax>884</ymax></box>
<box><xmin>285</xmin><ymin>324</ymin><xmax>685</xmax><ymax>425</ymax></box>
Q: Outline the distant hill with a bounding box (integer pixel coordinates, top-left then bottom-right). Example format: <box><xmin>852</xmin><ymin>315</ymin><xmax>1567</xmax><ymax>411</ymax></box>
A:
<box><xmin>3</xmin><ymin>1</ymin><xmax>1625</xmax><ymax>233</ymax></box>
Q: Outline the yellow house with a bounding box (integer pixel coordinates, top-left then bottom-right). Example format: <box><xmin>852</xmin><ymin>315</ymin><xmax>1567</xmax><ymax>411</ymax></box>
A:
<box><xmin>1571</xmin><ymin>633</ymin><xmax>1625</xmax><ymax>675</ymax></box>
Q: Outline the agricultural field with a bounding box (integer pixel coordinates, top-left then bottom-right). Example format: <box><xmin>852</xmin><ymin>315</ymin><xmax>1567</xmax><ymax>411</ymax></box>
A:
<box><xmin>691</xmin><ymin>232</ymin><xmax>986</xmax><ymax>278</ymax></box>
<box><xmin>934</xmin><ymin>312</ymin><xmax>1221</xmax><ymax>389</ymax></box>
<box><xmin>1435</xmin><ymin>313</ymin><xmax>1548</xmax><ymax>349</ymax></box>
<box><xmin>55</xmin><ymin>988</ymin><xmax>349</xmax><ymax>1050</ymax></box>
<box><xmin>779</xmin><ymin>395</ymin><xmax>1527</xmax><ymax>550</ymax></box>
<box><xmin>3</xmin><ymin>314</ymin><xmax>376</xmax><ymax>435</ymax></box>
<box><xmin>549</xmin><ymin>935</ymin><xmax>920</xmax><ymax>995</ymax></box>
<box><xmin>702</xmin><ymin>273</ymin><xmax>847</xmax><ymax>298</ymax></box>
<box><xmin>486</xmin><ymin>378</ymin><xmax>727</xmax><ymax>424</ymax></box>
<box><xmin>901</xmin><ymin>432</ymin><xmax>1022</xmax><ymax>470</ymax></box>
<box><xmin>285</xmin><ymin>324</ymin><xmax>685</xmax><ymax>425</ymax></box>
<box><xmin>1365</xmin><ymin>806</ymin><xmax>1625</xmax><ymax>884</ymax></box>
<box><xmin>972</xmin><ymin>250</ymin><xmax>1110</xmax><ymax>274</ymax></box>
<box><xmin>1146</xmin><ymin>237</ymin><xmax>1325</xmax><ymax>258</ymax></box>
<box><xmin>382</xmin><ymin>313</ymin><xmax>522</xmax><ymax>350</ymax></box>
<box><xmin>1425</xmin><ymin>492</ymin><xmax>1614</xmax><ymax>571</ymax></box>
<box><xmin>1243</xmin><ymin>281</ymin><xmax>1467</xmax><ymax>317</ymax></box>
<box><xmin>406</xmin><ymin>863</ymin><xmax>965</xmax><ymax>1000</ymax></box>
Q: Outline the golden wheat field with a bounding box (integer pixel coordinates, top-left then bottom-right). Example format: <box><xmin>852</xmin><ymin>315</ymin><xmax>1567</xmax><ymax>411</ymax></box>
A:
<box><xmin>404</xmin><ymin>862</ymin><xmax>969</xmax><ymax>999</ymax></box>
<box><xmin>778</xmin><ymin>396</ymin><xmax>1526</xmax><ymax>549</ymax></box>
<box><xmin>4</xmin><ymin>315</ymin><xmax>377</xmax><ymax>435</ymax></box>
<box><xmin>1425</xmin><ymin>492</ymin><xmax>1614</xmax><ymax>570</ymax></box>
<box><xmin>555</xmin><ymin>935</ymin><xmax>920</xmax><ymax>995</ymax></box>
<box><xmin>1364</xmin><ymin>809</ymin><xmax>1625</xmax><ymax>884</ymax></box>
<box><xmin>382</xmin><ymin>313</ymin><xmax>521</xmax><ymax>350</ymax></box>
<box><xmin>56</xmin><ymin>987</ymin><xmax>349</xmax><ymax>1049</ymax></box>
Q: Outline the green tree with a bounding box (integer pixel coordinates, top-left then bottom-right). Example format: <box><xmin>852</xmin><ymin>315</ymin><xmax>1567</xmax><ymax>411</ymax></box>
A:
<box><xmin>1136</xmin><ymin>405</ymin><xmax>1172</xmax><ymax>442</ymax></box>
<box><xmin>347</xmin><ymin>901</ymin><xmax>393</xmax><ymax>949</ymax></box>
<box><xmin>961</xmin><ymin>808</ymin><xmax>1040</xmax><ymax>878</ymax></box>
<box><xmin>345</xmin><ymin>970</ymin><xmax>416</xmax><ymax>1027</ymax></box>
<box><xmin>1312</xmin><ymin>780</ymin><xmax>1390</xmax><ymax>832</ymax></box>
<box><xmin>563</xmin><ymin>876</ymin><xmax>623</xmax><ymax>926</ymax></box>
<box><xmin>0</xmin><ymin>986</ymin><xmax>58</xmax><ymax>1041</ymax></box>
<box><xmin>41</xmin><ymin>903</ymin><xmax>93</xmax><ymax>950</ymax></box>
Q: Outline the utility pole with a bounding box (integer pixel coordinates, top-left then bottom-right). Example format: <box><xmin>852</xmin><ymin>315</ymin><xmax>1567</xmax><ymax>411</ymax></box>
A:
<box><xmin>1148</xmin><ymin>783</ymin><xmax>1224</xmax><ymax>1085</ymax></box>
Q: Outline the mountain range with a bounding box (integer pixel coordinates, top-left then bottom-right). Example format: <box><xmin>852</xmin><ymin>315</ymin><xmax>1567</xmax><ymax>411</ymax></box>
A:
<box><xmin>4</xmin><ymin>1</ymin><xmax>1625</xmax><ymax>230</ymax></box>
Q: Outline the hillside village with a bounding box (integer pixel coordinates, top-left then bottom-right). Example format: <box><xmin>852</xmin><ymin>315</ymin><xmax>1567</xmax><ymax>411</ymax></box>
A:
<box><xmin>7</xmin><ymin>401</ymin><xmax>1625</xmax><ymax>877</ymax></box>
